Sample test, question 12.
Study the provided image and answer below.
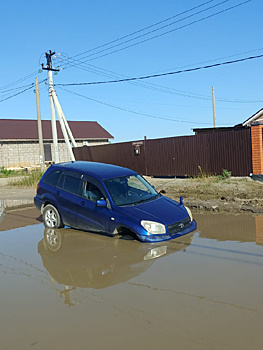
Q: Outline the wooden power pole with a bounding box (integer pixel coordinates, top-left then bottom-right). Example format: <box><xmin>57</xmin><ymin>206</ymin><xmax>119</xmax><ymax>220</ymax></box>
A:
<box><xmin>212</xmin><ymin>86</ymin><xmax>216</xmax><ymax>128</ymax></box>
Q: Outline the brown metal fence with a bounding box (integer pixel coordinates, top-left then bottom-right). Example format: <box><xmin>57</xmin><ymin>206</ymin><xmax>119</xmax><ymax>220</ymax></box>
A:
<box><xmin>73</xmin><ymin>128</ymin><xmax>252</xmax><ymax>177</ymax></box>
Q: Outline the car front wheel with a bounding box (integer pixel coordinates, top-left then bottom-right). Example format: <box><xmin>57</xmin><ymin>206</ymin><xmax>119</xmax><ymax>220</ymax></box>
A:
<box><xmin>43</xmin><ymin>204</ymin><xmax>63</xmax><ymax>229</ymax></box>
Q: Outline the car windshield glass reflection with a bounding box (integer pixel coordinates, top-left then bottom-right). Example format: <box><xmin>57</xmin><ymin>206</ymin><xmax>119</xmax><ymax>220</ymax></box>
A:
<box><xmin>104</xmin><ymin>175</ymin><xmax>158</xmax><ymax>206</ymax></box>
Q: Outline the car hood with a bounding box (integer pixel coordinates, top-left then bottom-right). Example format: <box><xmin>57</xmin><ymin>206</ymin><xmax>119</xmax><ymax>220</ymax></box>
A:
<box><xmin>119</xmin><ymin>195</ymin><xmax>188</xmax><ymax>225</ymax></box>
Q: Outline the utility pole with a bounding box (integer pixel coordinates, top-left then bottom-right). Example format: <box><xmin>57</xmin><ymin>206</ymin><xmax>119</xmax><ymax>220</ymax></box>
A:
<box><xmin>52</xmin><ymin>93</ymin><xmax>76</xmax><ymax>160</ymax></box>
<box><xmin>35</xmin><ymin>77</ymin><xmax>45</xmax><ymax>172</ymax></box>
<box><xmin>42</xmin><ymin>50</ymin><xmax>76</xmax><ymax>162</ymax></box>
<box><xmin>42</xmin><ymin>51</ymin><xmax>60</xmax><ymax>163</ymax></box>
<box><xmin>212</xmin><ymin>86</ymin><xmax>216</xmax><ymax>128</ymax></box>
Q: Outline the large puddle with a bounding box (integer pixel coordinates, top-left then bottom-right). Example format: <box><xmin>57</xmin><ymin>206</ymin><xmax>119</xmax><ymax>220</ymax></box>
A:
<box><xmin>0</xmin><ymin>209</ymin><xmax>262</xmax><ymax>350</ymax></box>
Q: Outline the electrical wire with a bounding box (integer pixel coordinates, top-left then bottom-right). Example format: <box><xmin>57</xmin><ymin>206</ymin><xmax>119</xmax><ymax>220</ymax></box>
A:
<box><xmin>71</xmin><ymin>0</ymin><xmax>215</xmax><ymax>61</ymax></box>
<box><xmin>57</xmin><ymin>87</ymin><xmax>212</xmax><ymax>125</ymax></box>
<box><xmin>0</xmin><ymin>71</ymin><xmax>40</xmax><ymax>92</ymax></box>
<box><xmin>65</xmin><ymin>0</ymin><xmax>231</xmax><ymax>65</ymax></box>
<box><xmin>56</xmin><ymin>52</ymin><xmax>263</xmax><ymax>103</ymax></box>
<box><xmin>0</xmin><ymin>79</ymin><xmax>47</xmax><ymax>103</ymax></box>
<box><xmin>54</xmin><ymin>54</ymin><xmax>263</xmax><ymax>87</ymax></box>
<box><xmin>1</xmin><ymin>83</ymin><xmax>39</xmax><ymax>94</ymax></box>
<box><xmin>0</xmin><ymin>85</ymin><xmax>35</xmax><ymax>103</ymax></box>
<box><xmin>66</xmin><ymin>0</ymin><xmax>251</xmax><ymax>65</ymax></box>
<box><xmin>51</xmin><ymin>1</ymin><xmax>256</xmax><ymax>104</ymax></box>
<box><xmin>58</xmin><ymin>0</ymin><xmax>235</xmax><ymax>70</ymax></box>
<box><xmin>56</xmin><ymin>47</ymin><xmax>263</xmax><ymax>103</ymax></box>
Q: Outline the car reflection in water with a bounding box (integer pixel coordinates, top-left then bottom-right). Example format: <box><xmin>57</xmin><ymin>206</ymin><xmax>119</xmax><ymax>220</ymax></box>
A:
<box><xmin>38</xmin><ymin>228</ymin><xmax>194</xmax><ymax>305</ymax></box>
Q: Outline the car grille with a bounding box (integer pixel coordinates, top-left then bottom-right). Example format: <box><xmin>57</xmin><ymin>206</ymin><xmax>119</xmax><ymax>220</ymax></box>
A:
<box><xmin>168</xmin><ymin>217</ymin><xmax>191</xmax><ymax>234</ymax></box>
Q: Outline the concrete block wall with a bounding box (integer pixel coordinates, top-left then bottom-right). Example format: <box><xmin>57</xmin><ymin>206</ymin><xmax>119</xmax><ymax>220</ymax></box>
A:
<box><xmin>0</xmin><ymin>141</ymin><xmax>40</xmax><ymax>168</ymax></box>
<box><xmin>0</xmin><ymin>140</ymin><xmax>109</xmax><ymax>168</ymax></box>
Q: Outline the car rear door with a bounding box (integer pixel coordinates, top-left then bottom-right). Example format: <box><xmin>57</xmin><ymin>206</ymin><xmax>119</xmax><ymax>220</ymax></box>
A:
<box><xmin>56</xmin><ymin>170</ymin><xmax>82</xmax><ymax>228</ymax></box>
<box><xmin>76</xmin><ymin>175</ymin><xmax>112</xmax><ymax>233</ymax></box>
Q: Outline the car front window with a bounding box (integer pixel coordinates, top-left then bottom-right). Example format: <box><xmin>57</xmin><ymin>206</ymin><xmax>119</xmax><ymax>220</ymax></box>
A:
<box><xmin>82</xmin><ymin>182</ymin><xmax>104</xmax><ymax>203</ymax></box>
<box><xmin>104</xmin><ymin>175</ymin><xmax>158</xmax><ymax>206</ymax></box>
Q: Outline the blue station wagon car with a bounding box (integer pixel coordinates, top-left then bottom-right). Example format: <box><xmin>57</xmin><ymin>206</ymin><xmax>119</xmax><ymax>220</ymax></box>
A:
<box><xmin>34</xmin><ymin>161</ymin><xmax>197</xmax><ymax>242</ymax></box>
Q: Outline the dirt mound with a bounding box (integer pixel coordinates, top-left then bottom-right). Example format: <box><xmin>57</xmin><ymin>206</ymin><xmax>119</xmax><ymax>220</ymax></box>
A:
<box><xmin>146</xmin><ymin>176</ymin><xmax>263</xmax><ymax>213</ymax></box>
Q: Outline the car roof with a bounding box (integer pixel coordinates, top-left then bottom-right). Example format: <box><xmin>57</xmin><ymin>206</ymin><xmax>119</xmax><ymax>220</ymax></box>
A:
<box><xmin>52</xmin><ymin>161</ymin><xmax>137</xmax><ymax>180</ymax></box>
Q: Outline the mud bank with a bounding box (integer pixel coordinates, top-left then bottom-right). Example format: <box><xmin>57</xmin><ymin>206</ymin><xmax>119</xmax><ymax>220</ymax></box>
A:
<box><xmin>146</xmin><ymin>176</ymin><xmax>263</xmax><ymax>214</ymax></box>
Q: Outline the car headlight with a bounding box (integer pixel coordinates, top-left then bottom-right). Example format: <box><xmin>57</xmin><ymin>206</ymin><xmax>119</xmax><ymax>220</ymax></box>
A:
<box><xmin>141</xmin><ymin>220</ymin><xmax>166</xmax><ymax>235</ymax></box>
<box><xmin>185</xmin><ymin>206</ymin><xmax>193</xmax><ymax>222</ymax></box>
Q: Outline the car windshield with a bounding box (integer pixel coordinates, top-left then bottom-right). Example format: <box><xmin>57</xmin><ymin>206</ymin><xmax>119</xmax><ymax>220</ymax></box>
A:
<box><xmin>104</xmin><ymin>174</ymin><xmax>159</xmax><ymax>206</ymax></box>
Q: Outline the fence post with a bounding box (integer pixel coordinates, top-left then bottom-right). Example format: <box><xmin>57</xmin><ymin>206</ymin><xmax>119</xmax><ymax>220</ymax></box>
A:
<box><xmin>144</xmin><ymin>136</ymin><xmax>148</xmax><ymax>176</ymax></box>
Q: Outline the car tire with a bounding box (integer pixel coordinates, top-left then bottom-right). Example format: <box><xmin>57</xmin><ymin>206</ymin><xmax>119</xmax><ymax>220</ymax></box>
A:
<box><xmin>43</xmin><ymin>204</ymin><xmax>63</xmax><ymax>229</ymax></box>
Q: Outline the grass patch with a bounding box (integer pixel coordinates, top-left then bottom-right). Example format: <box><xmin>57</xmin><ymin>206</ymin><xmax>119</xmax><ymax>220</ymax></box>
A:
<box><xmin>0</xmin><ymin>167</ymin><xmax>27</xmax><ymax>178</ymax></box>
<box><xmin>196</xmin><ymin>166</ymin><xmax>215</xmax><ymax>179</ymax></box>
<box><xmin>8</xmin><ymin>170</ymin><xmax>43</xmax><ymax>187</ymax></box>
<box><xmin>194</xmin><ymin>166</ymin><xmax>232</xmax><ymax>182</ymax></box>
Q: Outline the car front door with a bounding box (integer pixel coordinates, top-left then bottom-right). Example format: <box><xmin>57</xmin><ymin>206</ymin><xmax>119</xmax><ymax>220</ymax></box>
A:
<box><xmin>76</xmin><ymin>175</ymin><xmax>112</xmax><ymax>233</ymax></box>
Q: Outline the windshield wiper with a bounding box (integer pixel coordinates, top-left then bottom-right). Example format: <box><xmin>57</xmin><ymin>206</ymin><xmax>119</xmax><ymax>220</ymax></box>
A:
<box><xmin>131</xmin><ymin>194</ymin><xmax>160</xmax><ymax>206</ymax></box>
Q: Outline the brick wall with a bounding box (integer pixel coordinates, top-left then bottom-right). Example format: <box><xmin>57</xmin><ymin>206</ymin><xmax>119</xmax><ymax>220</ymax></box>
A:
<box><xmin>251</xmin><ymin>124</ymin><xmax>263</xmax><ymax>174</ymax></box>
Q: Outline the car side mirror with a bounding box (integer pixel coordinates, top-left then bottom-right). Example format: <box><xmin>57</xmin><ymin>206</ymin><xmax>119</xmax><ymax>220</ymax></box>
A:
<box><xmin>96</xmin><ymin>199</ymin><xmax>107</xmax><ymax>207</ymax></box>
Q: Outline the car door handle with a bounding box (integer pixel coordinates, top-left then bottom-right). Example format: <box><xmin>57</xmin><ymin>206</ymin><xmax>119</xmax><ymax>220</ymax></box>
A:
<box><xmin>56</xmin><ymin>190</ymin><xmax>60</xmax><ymax>196</ymax></box>
<box><xmin>79</xmin><ymin>200</ymin><xmax>85</xmax><ymax>206</ymax></box>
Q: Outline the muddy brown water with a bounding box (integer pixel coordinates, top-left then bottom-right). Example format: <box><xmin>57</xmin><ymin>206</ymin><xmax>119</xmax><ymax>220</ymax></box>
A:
<box><xmin>0</xmin><ymin>209</ymin><xmax>262</xmax><ymax>350</ymax></box>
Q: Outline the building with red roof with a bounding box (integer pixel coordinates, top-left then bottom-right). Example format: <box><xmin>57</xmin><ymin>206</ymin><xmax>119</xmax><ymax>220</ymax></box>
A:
<box><xmin>0</xmin><ymin>119</ymin><xmax>113</xmax><ymax>168</ymax></box>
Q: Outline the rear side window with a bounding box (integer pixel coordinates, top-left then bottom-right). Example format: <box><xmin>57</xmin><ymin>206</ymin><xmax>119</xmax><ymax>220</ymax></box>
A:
<box><xmin>63</xmin><ymin>175</ymin><xmax>81</xmax><ymax>195</ymax></box>
<box><xmin>44</xmin><ymin>170</ymin><xmax>62</xmax><ymax>186</ymax></box>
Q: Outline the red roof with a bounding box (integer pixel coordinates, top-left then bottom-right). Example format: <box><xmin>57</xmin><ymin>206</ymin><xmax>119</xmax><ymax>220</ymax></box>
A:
<box><xmin>0</xmin><ymin>119</ymin><xmax>113</xmax><ymax>140</ymax></box>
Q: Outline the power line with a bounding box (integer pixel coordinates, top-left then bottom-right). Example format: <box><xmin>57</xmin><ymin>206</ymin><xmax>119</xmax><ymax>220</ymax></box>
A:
<box><xmin>0</xmin><ymin>85</ymin><xmax>35</xmax><ymax>103</ymax></box>
<box><xmin>66</xmin><ymin>0</ymin><xmax>232</xmax><ymax>65</ymax></box>
<box><xmin>56</xmin><ymin>47</ymin><xmax>263</xmax><ymax>103</ymax></box>
<box><xmin>1</xmin><ymin>83</ymin><xmax>39</xmax><ymax>94</ymax></box>
<box><xmin>57</xmin><ymin>87</ymin><xmax>212</xmax><ymax>125</ymax></box>
<box><xmin>67</xmin><ymin>0</ymin><xmax>251</xmax><ymax>65</ymax></box>
<box><xmin>0</xmin><ymin>79</ymin><xmax>47</xmax><ymax>103</ymax></box>
<box><xmin>70</xmin><ymin>0</ymin><xmax>215</xmax><ymax>61</ymax></box>
<box><xmin>0</xmin><ymin>71</ymin><xmax>39</xmax><ymax>92</ymax></box>
<box><xmin>54</xmin><ymin>54</ymin><xmax>263</xmax><ymax>87</ymax></box>
<box><xmin>151</xmin><ymin>46</ymin><xmax>263</xmax><ymax>74</ymax></box>
<box><xmin>65</xmin><ymin>0</ymin><xmax>222</xmax><ymax>67</ymax></box>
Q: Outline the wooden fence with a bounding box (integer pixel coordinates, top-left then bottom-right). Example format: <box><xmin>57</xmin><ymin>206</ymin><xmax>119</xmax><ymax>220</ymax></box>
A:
<box><xmin>73</xmin><ymin>128</ymin><xmax>252</xmax><ymax>177</ymax></box>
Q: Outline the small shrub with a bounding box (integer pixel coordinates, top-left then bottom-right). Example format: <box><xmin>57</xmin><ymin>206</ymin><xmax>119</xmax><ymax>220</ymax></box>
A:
<box><xmin>221</xmin><ymin>169</ymin><xmax>231</xmax><ymax>179</ymax></box>
<box><xmin>217</xmin><ymin>169</ymin><xmax>231</xmax><ymax>180</ymax></box>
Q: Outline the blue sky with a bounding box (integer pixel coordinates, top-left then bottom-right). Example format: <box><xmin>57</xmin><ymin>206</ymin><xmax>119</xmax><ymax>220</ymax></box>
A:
<box><xmin>0</xmin><ymin>0</ymin><xmax>262</xmax><ymax>143</ymax></box>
